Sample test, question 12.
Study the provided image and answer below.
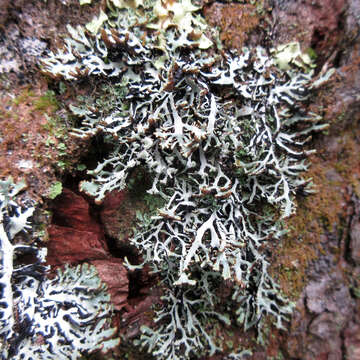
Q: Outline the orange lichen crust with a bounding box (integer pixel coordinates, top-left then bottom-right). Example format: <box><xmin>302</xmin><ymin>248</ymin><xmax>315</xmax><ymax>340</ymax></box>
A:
<box><xmin>203</xmin><ymin>1</ymin><xmax>266</xmax><ymax>51</ymax></box>
<box><xmin>0</xmin><ymin>82</ymin><xmax>86</xmax><ymax>202</ymax></box>
<box><xmin>269</xmin><ymin>126</ymin><xmax>360</xmax><ymax>300</ymax></box>
<box><xmin>269</xmin><ymin>41</ymin><xmax>360</xmax><ymax>299</ymax></box>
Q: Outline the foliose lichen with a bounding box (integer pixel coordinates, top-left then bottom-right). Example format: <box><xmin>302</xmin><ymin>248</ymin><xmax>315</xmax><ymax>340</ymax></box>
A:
<box><xmin>41</xmin><ymin>0</ymin><xmax>333</xmax><ymax>358</ymax></box>
<box><xmin>0</xmin><ymin>178</ymin><xmax>118</xmax><ymax>359</ymax></box>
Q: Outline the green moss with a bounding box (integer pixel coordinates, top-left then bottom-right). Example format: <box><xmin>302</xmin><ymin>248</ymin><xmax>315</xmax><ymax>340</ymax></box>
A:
<box><xmin>47</xmin><ymin>181</ymin><xmax>63</xmax><ymax>199</ymax></box>
<box><xmin>225</xmin><ymin>340</ymin><xmax>234</xmax><ymax>349</ymax></box>
<box><xmin>33</xmin><ymin>90</ymin><xmax>59</xmax><ymax>113</ymax></box>
<box><xmin>12</xmin><ymin>89</ymin><xmax>36</xmax><ymax>105</ymax></box>
<box><xmin>12</xmin><ymin>89</ymin><xmax>59</xmax><ymax>114</ymax></box>
<box><xmin>306</xmin><ymin>47</ymin><xmax>317</xmax><ymax>61</ymax></box>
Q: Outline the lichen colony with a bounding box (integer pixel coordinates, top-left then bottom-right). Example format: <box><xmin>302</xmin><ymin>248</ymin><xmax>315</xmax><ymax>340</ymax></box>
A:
<box><xmin>0</xmin><ymin>0</ymin><xmax>333</xmax><ymax>358</ymax></box>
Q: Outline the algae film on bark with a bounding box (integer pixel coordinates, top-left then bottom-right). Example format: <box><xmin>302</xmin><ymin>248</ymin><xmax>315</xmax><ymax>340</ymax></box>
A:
<box><xmin>41</xmin><ymin>0</ymin><xmax>333</xmax><ymax>358</ymax></box>
<box><xmin>0</xmin><ymin>178</ymin><xmax>119</xmax><ymax>359</ymax></box>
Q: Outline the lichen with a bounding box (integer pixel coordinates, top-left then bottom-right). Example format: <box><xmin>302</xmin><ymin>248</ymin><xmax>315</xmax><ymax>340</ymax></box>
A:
<box><xmin>0</xmin><ymin>178</ymin><xmax>119</xmax><ymax>359</ymax></box>
<box><xmin>40</xmin><ymin>0</ymin><xmax>333</xmax><ymax>358</ymax></box>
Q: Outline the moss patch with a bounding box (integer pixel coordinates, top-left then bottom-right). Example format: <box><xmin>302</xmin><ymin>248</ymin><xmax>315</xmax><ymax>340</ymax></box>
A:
<box><xmin>204</xmin><ymin>1</ymin><xmax>267</xmax><ymax>50</ymax></box>
<box><xmin>0</xmin><ymin>84</ymin><xmax>85</xmax><ymax>201</ymax></box>
<box><xmin>270</xmin><ymin>127</ymin><xmax>360</xmax><ymax>300</ymax></box>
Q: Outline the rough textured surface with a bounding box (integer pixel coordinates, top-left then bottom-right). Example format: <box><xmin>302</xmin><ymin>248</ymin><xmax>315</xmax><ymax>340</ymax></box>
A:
<box><xmin>100</xmin><ymin>190</ymin><xmax>127</xmax><ymax>240</ymax></box>
<box><xmin>45</xmin><ymin>188</ymin><xmax>153</xmax><ymax>344</ymax></box>
<box><xmin>0</xmin><ymin>0</ymin><xmax>100</xmax><ymax>88</ymax></box>
<box><xmin>287</xmin><ymin>270</ymin><xmax>355</xmax><ymax>360</ymax></box>
<box><xmin>344</xmin><ymin>319</ymin><xmax>360</xmax><ymax>360</ymax></box>
<box><xmin>262</xmin><ymin>1</ymin><xmax>360</xmax><ymax>358</ymax></box>
<box><xmin>51</xmin><ymin>188</ymin><xmax>104</xmax><ymax>235</ymax></box>
<box><xmin>1</xmin><ymin>0</ymin><xmax>360</xmax><ymax>359</ymax></box>
<box><xmin>46</xmin><ymin>188</ymin><xmax>131</xmax><ymax>316</ymax></box>
<box><xmin>350</xmin><ymin>221</ymin><xmax>360</xmax><ymax>265</ymax></box>
<box><xmin>305</xmin><ymin>273</ymin><xmax>353</xmax><ymax>314</ymax></box>
<box><xmin>47</xmin><ymin>188</ymin><xmax>109</xmax><ymax>265</ymax></box>
<box><xmin>203</xmin><ymin>0</ymin><xmax>360</xmax><ymax>359</ymax></box>
<box><xmin>350</xmin><ymin>195</ymin><xmax>360</xmax><ymax>265</ymax></box>
<box><xmin>271</xmin><ymin>0</ymin><xmax>360</xmax><ymax>134</ymax></box>
<box><xmin>277</xmin><ymin>137</ymin><xmax>360</xmax><ymax>360</ymax></box>
<box><xmin>47</xmin><ymin>225</ymin><xmax>108</xmax><ymax>265</ymax></box>
<box><xmin>91</xmin><ymin>259</ymin><xmax>129</xmax><ymax>311</ymax></box>
<box><xmin>203</xmin><ymin>2</ymin><xmax>263</xmax><ymax>50</ymax></box>
<box><xmin>272</xmin><ymin>0</ymin><xmax>346</xmax><ymax>59</ymax></box>
<box><xmin>0</xmin><ymin>0</ymin><xmax>95</xmax><ymax>201</ymax></box>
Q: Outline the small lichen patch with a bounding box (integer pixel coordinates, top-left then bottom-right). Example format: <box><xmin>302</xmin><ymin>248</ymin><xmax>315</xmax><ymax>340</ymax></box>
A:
<box><xmin>0</xmin><ymin>178</ymin><xmax>119</xmax><ymax>359</ymax></box>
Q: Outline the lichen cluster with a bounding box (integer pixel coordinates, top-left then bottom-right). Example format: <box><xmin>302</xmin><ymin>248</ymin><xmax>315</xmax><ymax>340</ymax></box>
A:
<box><xmin>41</xmin><ymin>0</ymin><xmax>332</xmax><ymax>358</ymax></box>
<box><xmin>0</xmin><ymin>178</ymin><xmax>118</xmax><ymax>359</ymax></box>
